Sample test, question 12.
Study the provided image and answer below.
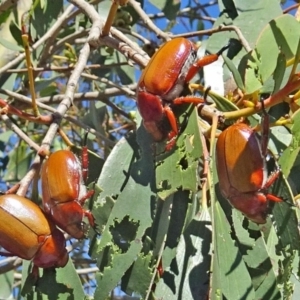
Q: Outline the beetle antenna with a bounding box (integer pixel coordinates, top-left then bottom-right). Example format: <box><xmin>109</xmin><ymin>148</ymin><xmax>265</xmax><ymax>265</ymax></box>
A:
<box><xmin>260</xmin><ymin>98</ymin><xmax>268</xmax><ymax>116</ymax></box>
<box><xmin>203</xmin><ymin>86</ymin><xmax>211</xmax><ymax>103</ymax></box>
<box><xmin>83</xmin><ymin>130</ymin><xmax>89</xmax><ymax>147</ymax></box>
<box><xmin>216</xmin><ymin>43</ymin><xmax>230</xmax><ymax>56</ymax></box>
<box><xmin>260</xmin><ymin>98</ymin><xmax>270</xmax><ymax>156</ymax></box>
<box><xmin>279</xmin><ymin>197</ymin><xmax>297</xmax><ymax>208</ymax></box>
<box><xmin>286</xmin><ymin>201</ymin><xmax>297</xmax><ymax>208</ymax></box>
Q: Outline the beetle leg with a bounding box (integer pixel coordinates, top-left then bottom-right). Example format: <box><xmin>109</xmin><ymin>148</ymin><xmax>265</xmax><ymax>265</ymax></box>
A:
<box><xmin>79</xmin><ymin>190</ymin><xmax>95</xmax><ymax>206</ymax></box>
<box><xmin>259</xmin><ymin>104</ymin><xmax>283</xmax><ymax>203</ymax></box>
<box><xmin>0</xmin><ymin>99</ymin><xmax>52</xmax><ymax>124</ymax></box>
<box><xmin>260</xmin><ymin>100</ymin><xmax>270</xmax><ymax>156</ymax></box>
<box><xmin>162</xmin><ymin>106</ymin><xmax>179</xmax><ymax>150</ymax></box>
<box><xmin>84</xmin><ymin>210</ymin><xmax>100</xmax><ymax>236</ymax></box>
<box><xmin>163</xmin><ymin>106</ymin><xmax>178</xmax><ymax>135</ymax></box>
<box><xmin>266</xmin><ymin>193</ymin><xmax>282</xmax><ymax>202</ymax></box>
<box><xmin>264</xmin><ymin>168</ymin><xmax>280</xmax><ymax>189</ymax></box>
<box><xmin>84</xmin><ymin>210</ymin><xmax>96</xmax><ymax>228</ymax></box>
<box><xmin>263</xmin><ymin>169</ymin><xmax>283</xmax><ymax>202</ymax></box>
<box><xmin>172</xmin><ymin>96</ymin><xmax>205</xmax><ymax>105</ymax></box>
<box><xmin>185</xmin><ymin>44</ymin><xmax>230</xmax><ymax>82</ymax></box>
<box><xmin>30</xmin><ymin>265</ymin><xmax>40</xmax><ymax>282</ymax></box>
<box><xmin>81</xmin><ymin>146</ymin><xmax>89</xmax><ymax>183</ymax></box>
<box><xmin>165</xmin><ymin>132</ymin><xmax>177</xmax><ymax>151</ymax></box>
<box><xmin>163</xmin><ymin>97</ymin><xmax>205</xmax><ymax>149</ymax></box>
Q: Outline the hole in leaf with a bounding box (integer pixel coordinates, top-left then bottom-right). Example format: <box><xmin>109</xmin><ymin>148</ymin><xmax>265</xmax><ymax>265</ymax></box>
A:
<box><xmin>109</xmin><ymin>216</ymin><xmax>140</xmax><ymax>253</ymax></box>
<box><xmin>179</xmin><ymin>155</ymin><xmax>188</xmax><ymax>170</ymax></box>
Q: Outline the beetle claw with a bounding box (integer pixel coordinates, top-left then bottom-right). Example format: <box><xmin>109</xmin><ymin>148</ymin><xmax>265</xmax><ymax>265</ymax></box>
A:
<box><xmin>92</xmin><ymin>223</ymin><xmax>101</xmax><ymax>236</ymax></box>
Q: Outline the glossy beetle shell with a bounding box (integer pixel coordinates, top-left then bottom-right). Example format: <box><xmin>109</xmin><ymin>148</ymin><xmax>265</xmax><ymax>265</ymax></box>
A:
<box><xmin>216</xmin><ymin>123</ymin><xmax>267</xmax><ymax>195</ymax></box>
<box><xmin>0</xmin><ymin>194</ymin><xmax>68</xmax><ymax>268</ymax></box>
<box><xmin>216</xmin><ymin>123</ymin><xmax>269</xmax><ymax>223</ymax></box>
<box><xmin>138</xmin><ymin>37</ymin><xmax>196</xmax><ymax>100</ymax></box>
<box><xmin>137</xmin><ymin>38</ymin><xmax>197</xmax><ymax>142</ymax></box>
<box><xmin>41</xmin><ymin>150</ymin><xmax>90</xmax><ymax>239</ymax></box>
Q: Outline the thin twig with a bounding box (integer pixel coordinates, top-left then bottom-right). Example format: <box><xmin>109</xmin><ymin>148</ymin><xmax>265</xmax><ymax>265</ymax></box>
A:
<box><xmin>80</xmin><ymin>72</ymin><xmax>136</xmax><ymax>97</ymax></box>
<box><xmin>5</xmin><ymin>62</ymin><xmax>129</xmax><ymax>74</ymax></box>
<box><xmin>16</xmin><ymin>159</ymin><xmax>42</xmax><ymax>196</ymax></box>
<box><xmin>0</xmin><ymin>114</ymin><xmax>41</xmax><ymax>152</ymax></box>
<box><xmin>128</xmin><ymin>0</ymin><xmax>170</xmax><ymax>41</ymax></box>
<box><xmin>0</xmin><ymin>90</ymin><xmax>116</xmax><ymax>147</ymax></box>
<box><xmin>40</xmin><ymin>42</ymin><xmax>92</xmax><ymax>150</ymax></box>
<box><xmin>37</xmin><ymin>86</ymin><xmax>137</xmax><ymax>103</ymax></box>
<box><xmin>69</xmin><ymin>0</ymin><xmax>149</xmax><ymax>67</ymax></box>
<box><xmin>283</xmin><ymin>3</ymin><xmax>300</xmax><ymax>14</ymax></box>
<box><xmin>0</xmin><ymin>0</ymin><xmax>17</xmax><ymax>13</ymax></box>
<box><xmin>38</xmin><ymin>4</ymin><xmax>76</xmax><ymax>66</ymax></box>
<box><xmin>0</xmin><ymin>4</ymin><xmax>75</xmax><ymax>75</ymax></box>
<box><xmin>172</xmin><ymin>25</ymin><xmax>252</xmax><ymax>53</ymax></box>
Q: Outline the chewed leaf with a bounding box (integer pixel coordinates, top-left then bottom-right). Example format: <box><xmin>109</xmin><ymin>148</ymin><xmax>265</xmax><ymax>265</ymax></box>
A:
<box><xmin>155</xmin><ymin>108</ymin><xmax>202</xmax><ymax>199</ymax></box>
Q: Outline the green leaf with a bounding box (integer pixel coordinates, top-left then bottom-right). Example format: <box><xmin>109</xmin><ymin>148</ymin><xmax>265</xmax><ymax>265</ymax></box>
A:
<box><xmin>0</xmin><ymin>270</ymin><xmax>14</xmax><ymax>299</ymax></box>
<box><xmin>31</xmin><ymin>0</ymin><xmax>64</xmax><ymax>40</ymax></box>
<box><xmin>155</xmin><ymin>107</ymin><xmax>202</xmax><ymax>199</ymax></box>
<box><xmin>0</xmin><ymin>72</ymin><xmax>19</xmax><ymax>98</ymax></box>
<box><xmin>272</xmin><ymin>51</ymin><xmax>287</xmax><ymax>93</ymax></box>
<box><xmin>91</xmin><ymin>132</ymin><xmax>155</xmax><ymax>298</ymax></box>
<box><xmin>279</xmin><ymin>109</ymin><xmax>300</xmax><ymax>177</ymax></box>
<box><xmin>209</xmin><ymin>89</ymin><xmax>239</xmax><ymax>113</ymax></box>
<box><xmin>150</xmin><ymin>0</ymin><xmax>180</xmax><ymax>21</ymax></box>
<box><xmin>212</xmin><ymin>199</ymin><xmax>255</xmax><ymax>299</ymax></box>
<box><xmin>0</xmin><ymin>130</ymin><xmax>13</xmax><ymax>152</ymax></box>
<box><xmin>155</xmin><ymin>208</ymin><xmax>212</xmax><ymax>299</ymax></box>
<box><xmin>3</xmin><ymin>144</ymin><xmax>35</xmax><ymax>182</ymax></box>
<box><xmin>232</xmin><ymin>209</ymin><xmax>255</xmax><ymax>248</ymax></box>
<box><xmin>243</xmin><ymin>49</ymin><xmax>264</xmax><ymax>94</ymax></box>
<box><xmin>96</xmin><ymin>1</ymin><xmax>112</xmax><ymax>19</ymax></box>
<box><xmin>271</xmin><ymin>176</ymin><xmax>300</xmax><ymax>252</ymax></box>
<box><xmin>0</xmin><ymin>9</ymin><xmax>11</xmax><ymax>25</ymax></box>
<box><xmin>208</xmin><ymin>0</ymin><xmax>282</xmax><ymax>89</ymax></box>
<box><xmin>114</xmin><ymin>51</ymin><xmax>135</xmax><ymax>85</ymax></box>
<box><xmin>123</xmin><ymin>0</ymin><xmax>144</xmax><ymax>25</ymax></box>
<box><xmin>269</xmin><ymin>124</ymin><xmax>292</xmax><ymax>158</ymax></box>
<box><xmin>21</xmin><ymin>259</ymin><xmax>85</xmax><ymax>299</ymax></box>
<box><xmin>223</xmin><ymin>55</ymin><xmax>245</xmax><ymax>91</ymax></box>
<box><xmin>257</xmin><ymin>15</ymin><xmax>299</xmax><ymax>79</ymax></box>
<box><xmin>82</xmin><ymin>102</ymin><xmax>109</xmax><ymax>140</ymax></box>
<box><xmin>0</xmin><ymin>36</ymin><xmax>23</xmax><ymax>52</ymax></box>
<box><xmin>121</xmin><ymin>253</ymin><xmax>153</xmax><ymax>297</ymax></box>
<box><xmin>34</xmin><ymin>75</ymin><xmax>61</xmax><ymax>94</ymax></box>
<box><xmin>245</xmin><ymin>236</ymin><xmax>281</xmax><ymax>299</ymax></box>
<box><xmin>290</xmin><ymin>255</ymin><xmax>300</xmax><ymax>298</ymax></box>
<box><xmin>244</xmin><ymin>14</ymin><xmax>300</xmax><ymax>94</ymax></box>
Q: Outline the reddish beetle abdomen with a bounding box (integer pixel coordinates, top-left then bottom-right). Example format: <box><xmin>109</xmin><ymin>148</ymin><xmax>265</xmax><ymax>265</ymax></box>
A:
<box><xmin>229</xmin><ymin>193</ymin><xmax>268</xmax><ymax>224</ymax></box>
<box><xmin>216</xmin><ymin>123</ymin><xmax>266</xmax><ymax>196</ymax></box>
<box><xmin>34</xmin><ymin>227</ymin><xmax>68</xmax><ymax>268</ymax></box>
<box><xmin>0</xmin><ymin>195</ymin><xmax>68</xmax><ymax>268</ymax></box>
<box><xmin>41</xmin><ymin>150</ymin><xmax>81</xmax><ymax>206</ymax></box>
<box><xmin>137</xmin><ymin>91</ymin><xmax>164</xmax><ymax>122</ymax></box>
<box><xmin>139</xmin><ymin>38</ymin><xmax>195</xmax><ymax>96</ymax></box>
